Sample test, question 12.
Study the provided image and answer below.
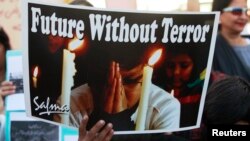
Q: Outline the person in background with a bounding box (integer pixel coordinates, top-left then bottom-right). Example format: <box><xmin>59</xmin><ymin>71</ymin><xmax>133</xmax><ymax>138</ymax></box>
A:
<box><xmin>0</xmin><ymin>27</ymin><xmax>16</xmax><ymax>141</ymax></box>
<box><xmin>152</xmin><ymin>45</ymin><xmax>206</xmax><ymax>141</ymax></box>
<box><xmin>201</xmin><ymin>76</ymin><xmax>250</xmax><ymax>141</ymax></box>
<box><xmin>204</xmin><ymin>76</ymin><xmax>250</xmax><ymax>125</ymax></box>
<box><xmin>161</xmin><ymin>46</ymin><xmax>205</xmax><ymax>128</ymax></box>
<box><xmin>0</xmin><ymin>27</ymin><xmax>16</xmax><ymax>114</ymax></box>
<box><xmin>193</xmin><ymin>0</ymin><xmax>250</xmax><ymax>140</ymax></box>
<box><xmin>70</xmin><ymin>0</ymin><xmax>93</xmax><ymax>6</ymax></box>
<box><xmin>212</xmin><ymin>0</ymin><xmax>250</xmax><ymax>82</ymax></box>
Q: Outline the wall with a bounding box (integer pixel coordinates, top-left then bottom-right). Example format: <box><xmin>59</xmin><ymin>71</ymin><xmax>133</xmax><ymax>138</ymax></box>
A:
<box><xmin>0</xmin><ymin>0</ymin><xmax>21</xmax><ymax>49</ymax></box>
<box><xmin>0</xmin><ymin>0</ymin><xmax>64</xmax><ymax>50</ymax></box>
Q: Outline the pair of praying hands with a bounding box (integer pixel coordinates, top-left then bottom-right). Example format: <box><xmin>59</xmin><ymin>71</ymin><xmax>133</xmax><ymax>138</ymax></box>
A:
<box><xmin>104</xmin><ymin>62</ymin><xmax>127</xmax><ymax>114</ymax></box>
<box><xmin>79</xmin><ymin>62</ymin><xmax>127</xmax><ymax>141</ymax></box>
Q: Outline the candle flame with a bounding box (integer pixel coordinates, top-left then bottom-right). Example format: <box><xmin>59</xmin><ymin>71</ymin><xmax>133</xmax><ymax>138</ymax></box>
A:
<box><xmin>148</xmin><ymin>49</ymin><xmax>162</xmax><ymax>66</ymax></box>
<box><xmin>68</xmin><ymin>38</ymin><xmax>84</xmax><ymax>51</ymax></box>
<box><xmin>33</xmin><ymin>66</ymin><xmax>39</xmax><ymax>77</ymax></box>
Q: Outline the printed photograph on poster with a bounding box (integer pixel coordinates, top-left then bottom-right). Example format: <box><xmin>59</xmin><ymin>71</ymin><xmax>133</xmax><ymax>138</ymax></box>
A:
<box><xmin>6</xmin><ymin>50</ymin><xmax>24</xmax><ymax>94</ymax></box>
<box><xmin>22</xmin><ymin>0</ymin><xmax>219</xmax><ymax>134</ymax></box>
<box><xmin>7</xmin><ymin>112</ymin><xmax>59</xmax><ymax>141</ymax></box>
<box><xmin>11</xmin><ymin>121</ymin><xmax>59</xmax><ymax>141</ymax></box>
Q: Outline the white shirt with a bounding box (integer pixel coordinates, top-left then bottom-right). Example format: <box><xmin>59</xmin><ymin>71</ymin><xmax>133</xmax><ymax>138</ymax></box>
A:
<box><xmin>131</xmin><ymin>84</ymin><xmax>180</xmax><ymax>130</ymax></box>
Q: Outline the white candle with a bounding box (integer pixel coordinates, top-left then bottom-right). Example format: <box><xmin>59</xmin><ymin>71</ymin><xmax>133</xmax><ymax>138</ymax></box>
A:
<box><xmin>60</xmin><ymin>38</ymin><xmax>83</xmax><ymax>125</ymax></box>
<box><xmin>135</xmin><ymin>65</ymin><xmax>153</xmax><ymax>130</ymax></box>
<box><xmin>61</xmin><ymin>49</ymin><xmax>76</xmax><ymax>125</ymax></box>
<box><xmin>136</xmin><ymin>49</ymin><xmax>162</xmax><ymax>130</ymax></box>
<box><xmin>32</xmin><ymin>66</ymin><xmax>38</xmax><ymax>88</ymax></box>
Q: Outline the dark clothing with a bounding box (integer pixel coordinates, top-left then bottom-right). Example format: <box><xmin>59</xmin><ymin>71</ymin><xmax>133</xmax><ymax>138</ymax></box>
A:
<box><xmin>180</xmin><ymin>103</ymin><xmax>199</xmax><ymax>127</ymax></box>
<box><xmin>88</xmin><ymin>103</ymin><xmax>138</xmax><ymax>131</ymax></box>
<box><xmin>112</xmin><ymin>133</ymin><xmax>189</xmax><ymax>141</ymax></box>
<box><xmin>212</xmin><ymin>33</ymin><xmax>250</xmax><ymax>81</ymax></box>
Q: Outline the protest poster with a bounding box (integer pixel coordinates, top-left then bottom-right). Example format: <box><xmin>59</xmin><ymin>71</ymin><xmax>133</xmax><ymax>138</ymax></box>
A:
<box><xmin>22</xmin><ymin>0</ymin><xmax>219</xmax><ymax>134</ymax></box>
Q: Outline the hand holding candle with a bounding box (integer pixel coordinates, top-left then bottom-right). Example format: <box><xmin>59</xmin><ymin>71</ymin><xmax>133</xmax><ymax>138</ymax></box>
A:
<box><xmin>136</xmin><ymin>49</ymin><xmax>162</xmax><ymax>130</ymax></box>
<box><xmin>60</xmin><ymin>38</ymin><xmax>84</xmax><ymax>125</ymax></box>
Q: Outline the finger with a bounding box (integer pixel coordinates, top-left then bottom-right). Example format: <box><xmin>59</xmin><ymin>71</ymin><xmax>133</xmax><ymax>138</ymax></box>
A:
<box><xmin>1</xmin><ymin>84</ymin><xmax>16</xmax><ymax>90</ymax></box>
<box><xmin>110</xmin><ymin>76</ymin><xmax>117</xmax><ymax>98</ymax></box>
<box><xmin>121</xmin><ymin>84</ymin><xmax>127</xmax><ymax>109</ymax></box>
<box><xmin>86</xmin><ymin>120</ymin><xmax>105</xmax><ymax>141</ymax></box>
<box><xmin>1</xmin><ymin>81</ymin><xmax>13</xmax><ymax>86</ymax></box>
<box><xmin>113</xmin><ymin>74</ymin><xmax>122</xmax><ymax>113</ymax></box>
<box><xmin>0</xmin><ymin>90</ymin><xmax>15</xmax><ymax>96</ymax></box>
<box><xmin>0</xmin><ymin>81</ymin><xmax>15</xmax><ymax>92</ymax></box>
<box><xmin>0</xmin><ymin>87</ymin><xmax>16</xmax><ymax>96</ymax></box>
<box><xmin>96</xmin><ymin>123</ymin><xmax>113</xmax><ymax>140</ymax></box>
<box><xmin>115</xmin><ymin>63</ymin><xmax>120</xmax><ymax>78</ymax></box>
<box><xmin>0</xmin><ymin>86</ymin><xmax>16</xmax><ymax>96</ymax></box>
<box><xmin>111</xmin><ymin>61</ymin><xmax>115</xmax><ymax>82</ymax></box>
<box><xmin>104</xmin><ymin>62</ymin><xmax>117</xmax><ymax>113</ymax></box>
<box><xmin>104</xmin><ymin>77</ymin><xmax>117</xmax><ymax>113</ymax></box>
<box><xmin>78</xmin><ymin>115</ymin><xmax>88</xmax><ymax>139</ymax></box>
<box><xmin>104</xmin><ymin>129</ymin><xmax>114</xmax><ymax>141</ymax></box>
<box><xmin>108</xmin><ymin>61</ymin><xmax>115</xmax><ymax>84</ymax></box>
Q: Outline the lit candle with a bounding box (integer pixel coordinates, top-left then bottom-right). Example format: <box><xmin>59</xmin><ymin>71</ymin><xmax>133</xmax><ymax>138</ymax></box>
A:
<box><xmin>136</xmin><ymin>49</ymin><xmax>162</xmax><ymax>130</ymax></box>
<box><xmin>61</xmin><ymin>38</ymin><xmax>83</xmax><ymax>125</ymax></box>
<box><xmin>32</xmin><ymin>66</ymin><xmax>39</xmax><ymax>88</ymax></box>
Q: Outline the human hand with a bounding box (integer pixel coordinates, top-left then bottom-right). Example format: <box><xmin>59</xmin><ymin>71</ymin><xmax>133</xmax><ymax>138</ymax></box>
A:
<box><xmin>104</xmin><ymin>62</ymin><xmax>127</xmax><ymax>114</ymax></box>
<box><xmin>78</xmin><ymin>116</ymin><xmax>114</xmax><ymax>141</ymax></box>
<box><xmin>0</xmin><ymin>81</ymin><xmax>16</xmax><ymax>112</ymax></box>
<box><xmin>0</xmin><ymin>81</ymin><xmax>16</xmax><ymax>96</ymax></box>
